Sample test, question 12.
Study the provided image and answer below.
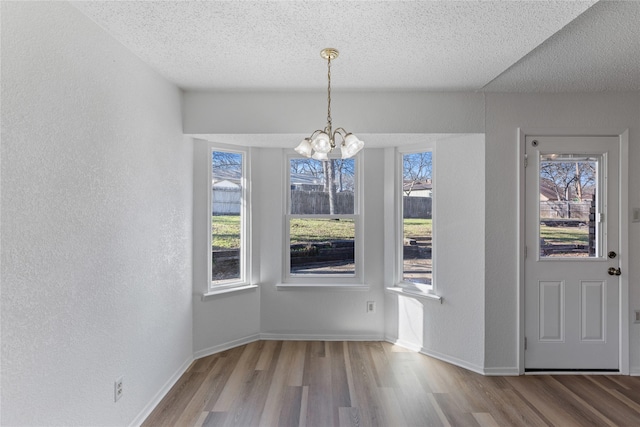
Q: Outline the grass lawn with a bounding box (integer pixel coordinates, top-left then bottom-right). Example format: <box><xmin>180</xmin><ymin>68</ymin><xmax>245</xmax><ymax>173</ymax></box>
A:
<box><xmin>289</xmin><ymin>218</ymin><xmax>355</xmax><ymax>244</ymax></box>
<box><xmin>213</xmin><ymin>215</ymin><xmax>433</xmax><ymax>249</ymax></box>
<box><xmin>403</xmin><ymin>218</ymin><xmax>432</xmax><ymax>239</ymax></box>
<box><xmin>212</xmin><ymin>215</ymin><xmax>241</xmax><ymax>250</ymax></box>
<box><xmin>540</xmin><ymin>224</ymin><xmax>588</xmax><ymax>245</ymax></box>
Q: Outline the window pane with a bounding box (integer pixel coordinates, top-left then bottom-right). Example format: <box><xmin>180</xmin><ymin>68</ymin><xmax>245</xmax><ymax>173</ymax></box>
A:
<box><xmin>402</xmin><ymin>152</ymin><xmax>432</xmax><ymax>285</ymax></box>
<box><xmin>212</xmin><ymin>151</ymin><xmax>243</xmax><ymax>283</ymax></box>
<box><xmin>539</xmin><ymin>154</ymin><xmax>598</xmax><ymax>258</ymax></box>
<box><xmin>290</xmin><ymin>158</ymin><xmax>355</xmax><ymax>214</ymax></box>
<box><xmin>290</xmin><ymin>218</ymin><xmax>355</xmax><ymax>275</ymax></box>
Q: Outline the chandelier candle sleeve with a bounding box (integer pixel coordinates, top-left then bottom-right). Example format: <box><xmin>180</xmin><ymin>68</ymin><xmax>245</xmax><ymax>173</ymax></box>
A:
<box><xmin>294</xmin><ymin>48</ymin><xmax>364</xmax><ymax>160</ymax></box>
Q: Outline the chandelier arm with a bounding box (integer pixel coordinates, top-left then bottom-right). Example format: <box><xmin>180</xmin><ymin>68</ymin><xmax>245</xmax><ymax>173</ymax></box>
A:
<box><xmin>332</xmin><ymin>128</ymin><xmax>348</xmax><ymax>144</ymax></box>
<box><xmin>308</xmin><ymin>129</ymin><xmax>326</xmax><ymax>139</ymax></box>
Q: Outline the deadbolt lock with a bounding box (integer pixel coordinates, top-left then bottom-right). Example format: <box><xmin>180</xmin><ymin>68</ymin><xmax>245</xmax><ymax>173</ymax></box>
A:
<box><xmin>608</xmin><ymin>267</ymin><xmax>622</xmax><ymax>276</ymax></box>
<box><xmin>608</xmin><ymin>251</ymin><xmax>617</xmax><ymax>259</ymax></box>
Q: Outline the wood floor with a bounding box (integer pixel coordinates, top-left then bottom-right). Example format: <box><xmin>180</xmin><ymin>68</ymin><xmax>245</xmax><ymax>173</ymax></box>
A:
<box><xmin>143</xmin><ymin>341</ymin><xmax>640</xmax><ymax>427</ymax></box>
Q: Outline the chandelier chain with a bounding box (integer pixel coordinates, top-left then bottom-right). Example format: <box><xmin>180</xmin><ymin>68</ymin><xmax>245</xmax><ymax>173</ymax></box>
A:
<box><xmin>326</xmin><ymin>56</ymin><xmax>332</xmax><ymax>131</ymax></box>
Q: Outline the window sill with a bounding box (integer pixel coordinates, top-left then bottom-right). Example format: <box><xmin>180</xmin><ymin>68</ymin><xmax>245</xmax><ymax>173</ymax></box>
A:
<box><xmin>201</xmin><ymin>284</ymin><xmax>258</xmax><ymax>301</ymax></box>
<box><xmin>276</xmin><ymin>283</ymin><xmax>370</xmax><ymax>291</ymax></box>
<box><xmin>385</xmin><ymin>286</ymin><xmax>443</xmax><ymax>303</ymax></box>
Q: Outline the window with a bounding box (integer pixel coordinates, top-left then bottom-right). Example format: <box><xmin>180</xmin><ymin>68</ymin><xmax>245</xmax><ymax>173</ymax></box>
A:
<box><xmin>538</xmin><ymin>154</ymin><xmax>599</xmax><ymax>258</ymax></box>
<box><xmin>285</xmin><ymin>155</ymin><xmax>361</xmax><ymax>280</ymax></box>
<box><xmin>399</xmin><ymin>150</ymin><xmax>433</xmax><ymax>289</ymax></box>
<box><xmin>210</xmin><ymin>149</ymin><xmax>248</xmax><ymax>290</ymax></box>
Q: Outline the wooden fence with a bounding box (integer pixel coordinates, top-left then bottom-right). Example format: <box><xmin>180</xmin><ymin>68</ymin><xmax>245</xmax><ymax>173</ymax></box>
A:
<box><xmin>291</xmin><ymin>191</ymin><xmax>354</xmax><ymax>215</ymax></box>
<box><xmin>540</xmin><ymin>201</ymin><xmax>592</xmax><ymax>220</ymax></box>
<box><xmin>403</xmin><ymin>197</ymin><xmax>432</xmax><ymax>219</ymax></box>
<box><xmin>290</xmin><ymin>191</ymin><xmax>432</xmax><ymax>219</ymax></box>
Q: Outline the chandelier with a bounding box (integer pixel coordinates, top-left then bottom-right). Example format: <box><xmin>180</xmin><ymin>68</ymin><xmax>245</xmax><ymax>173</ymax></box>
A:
<box><xmin>294</xmin><ymin>48</ymin><xmax>364</xmax><ymax>160</ymax></box>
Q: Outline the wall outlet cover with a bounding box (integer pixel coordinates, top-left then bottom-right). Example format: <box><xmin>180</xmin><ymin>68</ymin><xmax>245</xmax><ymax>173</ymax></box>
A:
<box><xmin>114</xmin><ymin>376</ymin><xmax>123</xmax><ymax>402</ymax></box>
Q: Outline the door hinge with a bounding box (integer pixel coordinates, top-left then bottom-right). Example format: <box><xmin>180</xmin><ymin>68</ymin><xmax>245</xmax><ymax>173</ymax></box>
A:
<box><xmin>525</xmin><ymin>337</ymin><xmax>527</xmax><ymax>350</ymax></box>
<box><xmin>524</xmin><ymin>154</ymin><xmax>528</xmax><ymax>168</ymax></box>
<box><xmin>524</xmin><ymin>245</ymin><xmax>527</xmax><ymax>258</ymax></box>
<box><xmin>597</xmin><ymin>212</ymin><xmax>604</xmax><ymax>223</ymax></box>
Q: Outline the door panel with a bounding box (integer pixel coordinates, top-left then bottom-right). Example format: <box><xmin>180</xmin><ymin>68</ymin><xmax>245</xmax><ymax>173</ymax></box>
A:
<box><xmin>525</xmin><ymin>136</ymin><xmax>620</xmax><ymax>370</ymax></box>
<box><xmin>538</xmin><ymin>281</ymin><xmax>564</xmax><ymax>341</ymax></box>
<box><xmin>580</xmin><ymin>281</ymin><xmax>605</xmax><ymax>342</ymax></box>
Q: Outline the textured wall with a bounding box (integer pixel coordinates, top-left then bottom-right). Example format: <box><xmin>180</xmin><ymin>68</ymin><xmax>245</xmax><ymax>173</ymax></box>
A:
<box><xmin>1</xmin><ymin>2</ymin><xmax>192</xmax><ymax>425</ymax></box>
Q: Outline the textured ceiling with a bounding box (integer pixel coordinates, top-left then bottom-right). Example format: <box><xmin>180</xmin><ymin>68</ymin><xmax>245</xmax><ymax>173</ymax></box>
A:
<box><xmin>67</xmin><ymin>0</ymin><xmax>640</xmax><ymax>92</ymax></box>
<box><xmin>486</xmin><ymin>0</ymin><xmax>640</xmax><ymax>92</ymax></box>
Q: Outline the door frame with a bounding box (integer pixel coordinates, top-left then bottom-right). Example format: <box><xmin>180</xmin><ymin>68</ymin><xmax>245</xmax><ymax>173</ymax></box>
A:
<box><xmin>517</xmin><ymin>128</ymin><xmax>629</xmax><ymax>375</ymax></box>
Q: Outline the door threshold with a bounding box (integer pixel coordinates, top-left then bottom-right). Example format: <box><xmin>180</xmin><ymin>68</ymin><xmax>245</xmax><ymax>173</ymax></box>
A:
<box><xmin>525</xmin><ymin>369</ymin><xmax>619</xmax><ymax>375</ymax></box>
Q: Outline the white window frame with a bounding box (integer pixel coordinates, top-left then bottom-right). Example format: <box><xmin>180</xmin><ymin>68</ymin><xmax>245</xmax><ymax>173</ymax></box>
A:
<box><xmin>283</xmin><ymin>152</ymin><xmax>364</xmax><ymax>285</ymax></box>
<box><xmin>208</xmin><ymin>145</ymin><xmax>251</xmax><ymax>293</ymax></box>
<box><xmin>395</xmin><ymin>143</ymin><xmax>437</xmax><ymax>295</ymax></box>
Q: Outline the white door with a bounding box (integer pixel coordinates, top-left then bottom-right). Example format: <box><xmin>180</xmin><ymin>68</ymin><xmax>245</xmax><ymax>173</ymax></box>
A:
<box><xmin>525</xmin><ymin>136</ymin><xmax>620</xmax><ymax>370</ymax></box>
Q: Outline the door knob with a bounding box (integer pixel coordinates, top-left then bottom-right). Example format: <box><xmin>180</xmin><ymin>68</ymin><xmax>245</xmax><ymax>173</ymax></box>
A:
<box><xmin>608</xmin><ymin>267</ymin><xmax>622</xmax><ymax>276</ymax></box>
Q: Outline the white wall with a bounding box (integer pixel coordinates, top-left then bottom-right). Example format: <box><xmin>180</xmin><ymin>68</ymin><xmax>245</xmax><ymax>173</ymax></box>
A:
<box><xmin>183</xmin><ymin>91</ymin><xmax>485</xmax><ymax>135</ymax></box>
<box><xmin>192</xmin><ymin>140</ymin><xmax>260</xmax><ymax>356</ymax></box>
<box><xmin>484</xmin><ymin>92</ymin><xmax>640</xmax><ymax>373</ymax></box>
<box><xmin>256</xmin><ymin>147</ymin><xmax>386</xmax><ymax>339</ymax></box>
<box><xmin>186</xmin><ymin>92</ymin><xmax>487</xmax><ymax>356</ymax></box>
<box><xmin>1</xmin><ymin>3</ymin><xmax>193</xmax><ymax>426</ymax></box>
<box><xmin>384</xmin><ymin>134</ymin><xmax>486</xmax><ymax>372</ymax></box>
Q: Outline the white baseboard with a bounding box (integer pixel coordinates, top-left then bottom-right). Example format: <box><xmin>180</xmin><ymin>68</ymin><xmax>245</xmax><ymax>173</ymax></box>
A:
<box><xmin>483</xmin><ymin>367</ymin><xmax>520</xmax><ymax>376</ymax></box>
<box><xmin>193</xmin><ymin>333</ymin><xmax>261</xmax><ymax>359</ymax></box>
<box><xmin>130</xmin><ymin>355</ymin><xmax>193</xmax><ymax>427</ymax></box>
<box><xmin>260</xmin><ymin>332</ymin><xmax>384</xmax><ymax>341</ymax></box>
<box><xmin>387</xmin><ymin>337</ymin><xmax>486</xmax><ymax>376</ymax></box>
<box><xmin>630</xmin><ymin>367</ymin><xmax>640</xmax><ymax>376</ymax></box>
<box><xmin>194</xmin><ymin>333</ymin><xmax>383</xmax><ymax>363</ymax></box>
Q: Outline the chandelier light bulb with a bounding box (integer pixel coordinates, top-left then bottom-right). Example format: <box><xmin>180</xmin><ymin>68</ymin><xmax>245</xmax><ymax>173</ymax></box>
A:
<box><xmin>311</xmin><ymin>132</ymin><xmax>332</xmax><ymax>153</ymax></box>
<box><xmin>341</xmin><ymin>133</ymin><xmax>364</xmax><ymax>159</ymax></box>
<box><xmin>294</xmin><ymin>138</ymin><xmax>313</xmax><ymax>158</ymax></box>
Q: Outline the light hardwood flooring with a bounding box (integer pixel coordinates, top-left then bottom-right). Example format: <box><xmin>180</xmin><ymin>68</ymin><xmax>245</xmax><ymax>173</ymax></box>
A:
<box><xmin>143</xmin><ymin>341</ymin><xmax>640</xmax><ymax>426</ymax></box>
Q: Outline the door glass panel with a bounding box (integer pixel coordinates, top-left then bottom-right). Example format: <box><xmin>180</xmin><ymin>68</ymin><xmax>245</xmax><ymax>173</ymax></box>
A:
<box><xmin>539</xmin><ymin>154</ymin><xmax>599</xmax><ymax>258</ymax></box>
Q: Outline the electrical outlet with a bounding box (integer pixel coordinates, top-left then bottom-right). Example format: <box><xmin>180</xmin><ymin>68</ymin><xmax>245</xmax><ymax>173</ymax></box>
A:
<box><xmin>114</xmin><ymin>376</ymin><xmax>123</xmax><ymax>402</ymax></box>
<box><xmin>367</xmin><ymin>301</ymin><xmax>376</xmax><ymax>313</ymax></box>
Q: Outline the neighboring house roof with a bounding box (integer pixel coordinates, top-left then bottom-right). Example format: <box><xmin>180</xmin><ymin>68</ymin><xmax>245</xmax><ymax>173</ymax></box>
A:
<box><xmin>403</xmin><ymin>180</ymin><xmax>432</xmax><ymax>192</ymax></box>
<box><xmin>290</xmin><ymin>173</ymin><xmax>322</xmax><ymax>186</ymax></box>
<box><xmin>212</xmin><ymin>179</ymin><xmax>239</xmax><ymax>189</ymax></box>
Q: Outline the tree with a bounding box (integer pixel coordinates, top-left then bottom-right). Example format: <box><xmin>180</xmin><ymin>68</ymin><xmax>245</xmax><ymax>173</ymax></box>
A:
<box><xmin>290</xmin><ymin>158</ymin><xmax>324</xmax><ymax>178</ymax></box>
<box><xmin>540</xmin><ymin>160</ymin><xmax>595</xmax><ymax>201</ymax></box>
<box><xmin>323</xmin><ymin>160</ymin><xmax>337</xmax><ymax>214</ymax></box>
<box><xmin>334</xmin><ymin>159</ymin><xmax>355</xmax><ymax>192</ymax></box>
<box><xmin>290</xmin><ymin>157</ymin><xmax>355</xmax><ymax>215</ymax></box>
<box><xmin>212</xmin><ymin>151</ymin><xmax>242</xmax><ymax>182</ymax></box>
<box><xmin>403</xmin><ymin>152</ymin><xmax>432</xmax><ymax>196</ymax></box>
